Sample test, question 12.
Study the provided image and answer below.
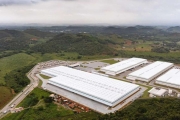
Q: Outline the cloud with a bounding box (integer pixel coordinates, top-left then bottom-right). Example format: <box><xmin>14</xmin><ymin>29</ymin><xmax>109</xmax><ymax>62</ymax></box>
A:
<box><xmin>0</xmin><ymin>0</ymin><xmax>49</xmax><ymax>6</ymax></box>
<box><xmin>0</xmin><ymin>0</ymin><xmax>77</xmax><ymax>6</ymax></box>
<box><xmin>0</xmin><ymin>0</ymin><xmax>180</xmax><ymax>26</ymax></box>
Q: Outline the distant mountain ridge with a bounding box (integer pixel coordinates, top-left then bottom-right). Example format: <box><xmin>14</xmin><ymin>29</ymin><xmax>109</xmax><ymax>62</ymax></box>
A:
<box><xmin>167</xmin><ymin>26</ymin><xmax>180</xmax><ymax>33</ymax></box>
<box><xmin>24</xmin><ymin>29</ymin><xmax>56</xmax><ymax>38</ymax></box>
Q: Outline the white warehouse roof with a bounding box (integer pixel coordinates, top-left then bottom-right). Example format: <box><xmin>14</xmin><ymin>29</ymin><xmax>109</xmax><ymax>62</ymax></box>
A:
<box><xmin>156</xmin><ymin>68</ymin><xmax>180</xmax><ymax>89</ymax></box>
<box><xmin>127</xmin><ymin>61</ymin><xmax>173</xmax><ymax>82</ymax></box>
<box><xmin>101</xmin><ymin>58</ymin><xmax>147</xmax><ymax>75</ymax></box>
<box><xmin>42</xmin><ymin>66</ymin><xmax>140</xmax><ymax>107</ymax></box>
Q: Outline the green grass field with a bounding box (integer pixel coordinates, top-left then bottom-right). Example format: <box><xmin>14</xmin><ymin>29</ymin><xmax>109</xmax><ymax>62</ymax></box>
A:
<box><xmin>100</xmin><ymin>59</ymin><xmax>118</xmax><ymax>64</ymax></box>
<box><xmin>141</xmin><ymin>86</ymin><xmax>152</xmax><ymax>98</ymax></box>
<box><xmin>17</xmin><ymin>88</ymin><xmax>50</xmax><ymax>108</ymax></box>
<box><xmin>39</xmin><ymin>74</ymin><xmax>51</xmax><ymax>79</ymax></box>
<box><xmin>0</xmin><ymin>86</ymin><xmax>15</xmax><ymax>109</ymax></box>
<box><xmin>135</xmin><ymin>83</ymin><xmax>152</xmax><ymax>98</ymax></box>
<box><xmin>0</xmin><ymin>53</ymin><xmax>36</xmax><ymax>84</ymax></box>
<box><xmin>0</xmin><ymin>53</ymin><xmax>36</xmax><ymax>109</ymax></box>
<box><xmin>31</xmin><ymin>52</ymin><xmax>113</xmax><ymax>62</ymax></box>
<box><xmin>120</xmin><ymin>40</ymin><xmax>153</xmax><ymax>52</ymax></box>
<box><xmin>38</xmin><ymin>80</ymin><xmax>43</xmax><ymax>88</ymax></box>
<box><xmin>31</xmin><ymin>52</ymin><xmax>79</xmax><ymax>62</ymax></box>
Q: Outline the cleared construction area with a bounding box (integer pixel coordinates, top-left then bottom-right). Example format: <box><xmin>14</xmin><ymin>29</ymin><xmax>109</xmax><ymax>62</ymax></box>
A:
<box><xmin>100</xmin><ymin>58</ymin><xmax>147</xmax><ymax>76</ymax></box>
<box><xmin>127</xmin><ymin>61</ymin><xmax>173</xmax><ymax>82</ymax></box>
<box><xmin>156</xmin><ymin>68</ymin><xmax>180</xmax><ymax>89</ymax></box>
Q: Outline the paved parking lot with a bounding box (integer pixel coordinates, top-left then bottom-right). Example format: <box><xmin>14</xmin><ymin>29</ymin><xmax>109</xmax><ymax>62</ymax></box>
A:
<box><xmin>82</xmin><ymin>61</ymin><xmax>109</xmax><ymax>69</ymax></box>
<box><xmin>75</xmin><ymin>66</ymin><xmax>94</xmax><ymax>72</ymax></box>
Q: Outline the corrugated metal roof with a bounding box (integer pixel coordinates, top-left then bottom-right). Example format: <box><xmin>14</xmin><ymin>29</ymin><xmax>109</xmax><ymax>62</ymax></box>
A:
<box><xmin>101</xmin><ymin>58</ymin><xmax>147</xmax><ymax>72</ymax></box>
<box><xmin>156</xmin><ymin>68</ymin><xmax>180</xmax><ymax>85</ymax></box>
<box><xmin>42</xmin><ymin>66</ymin><xmax>139</xmax><ymax>106</ymax></box>
<box><xmin>128</xmin><ymin>61</ymin><xmax>173</xmax><ymax>81</ymax></box>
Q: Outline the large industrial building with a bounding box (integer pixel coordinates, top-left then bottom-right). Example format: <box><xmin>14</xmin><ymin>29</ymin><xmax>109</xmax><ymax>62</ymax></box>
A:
<box><xmin>41</xmin><ymin>66</ymin><xmax>140</xmax><ymax>107</ymax></box>
<box><xmin>156</xmin><ymin>68</ymin><xmax>180</xmax><ymax>89</ymax></box>
<box><xmin>127</xmin><ymin>61</ymin><xmax>173</xmax><ymax>82</ymax></box>
<box><xmin>100</xmin><ymin>58</ymin><xmax>147</xmax><ymax>76</ymax></box>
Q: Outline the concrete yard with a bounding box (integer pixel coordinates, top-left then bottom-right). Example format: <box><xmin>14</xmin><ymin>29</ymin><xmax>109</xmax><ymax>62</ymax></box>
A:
<box><xmin>75</xmin><ymin>66</ymin><xmax>94</xmax><ymax>72</ymax></box>
<box><xmin>45</xmin><ymin>83</ymin><xmax>146</xmax><ymax>114</ymax></box>
<box><xmin>82</xmin><ymin>61</ymin><xmax>109</xmax><ymax>69</ymax></box>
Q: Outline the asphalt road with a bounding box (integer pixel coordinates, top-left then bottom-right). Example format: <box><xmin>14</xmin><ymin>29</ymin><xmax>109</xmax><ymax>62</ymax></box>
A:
<box><xmin>0</xmin><ymin>65</ymin><xmax>39</xmax><ymax>119</ymax></box>
<box><xmin>0</xmin><ymin>60</ymin><xmax>69</xmax><ymax>119</ymax></box>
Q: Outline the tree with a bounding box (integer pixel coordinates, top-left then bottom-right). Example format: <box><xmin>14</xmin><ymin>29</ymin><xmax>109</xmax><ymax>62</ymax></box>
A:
<box><xmin>77</xmin><ymin>55</ymin><xmax>82</xmax><ymax>59</ymax></box>
<box><xmin>44</xmin><ymin>97</ymin><xmax>53</xmax><ymax>103</ymax></box>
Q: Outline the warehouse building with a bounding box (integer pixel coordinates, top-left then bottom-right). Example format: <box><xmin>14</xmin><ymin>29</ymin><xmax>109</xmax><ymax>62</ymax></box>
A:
<box><xmin>127</xmin><ymin>61</ymin><xmax>173</xmax><ymax>82</ymax></box>
<box><xmin>100</xmin><ymin>58</ymin><xmax>148</xmax><ymax>76</ymax></box>
<box><xmin>41</xmin><ymin>66</ymin><xmax>142</xmax><ymax>113</ymax></box>
<box><xmin>42</xmin><ymin>66</ymin><xmax>140</xmax><ymax>107</ymax></box>
<box><xmin>156</xmin><ymin>68</ymin><xmax>180</xmax><ymax>89</ymax></box>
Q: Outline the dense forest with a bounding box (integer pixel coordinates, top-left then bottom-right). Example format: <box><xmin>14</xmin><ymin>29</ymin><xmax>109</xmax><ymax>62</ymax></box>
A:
<box><xmin>4</xmin><ymin>65</ymin><xmax>34</xmax><ymax>92</ymax></box>
<box><xmin>98</xmin><ymin>98</ymin><xmax>180</xmax><ymax>120</ymax></box>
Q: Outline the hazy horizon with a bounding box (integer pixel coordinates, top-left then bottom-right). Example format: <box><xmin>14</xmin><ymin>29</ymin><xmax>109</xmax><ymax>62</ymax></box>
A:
<box><xmin>0</xmin><ymin>0</ymin><xmax>180</xmax><ymax>26</ymax></box>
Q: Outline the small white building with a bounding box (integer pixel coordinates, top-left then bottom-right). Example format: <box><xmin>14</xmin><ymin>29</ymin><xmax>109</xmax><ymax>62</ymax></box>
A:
<box><xmin>148</xmin><ymin>88</ymin><xmax>167</xmax><ymax>97</ymax></box>
<box><xmin>127</xmin><ymin>61</ymin><xmax>173</xmax><ymax>82</ymax></box>
<box><xmin>100</xmin><ymin>58</ymin><xmax>147</xmax><ymax>76</ymax></box>
<box><xmin>168</xmin><ymin>89</ymin><xmax>173</xmax><ymax>94</ymax></box>
<box><xmin>68</xmin><ymin>63</ymin><xmax>80</xmax><ymax>68</ymax></box>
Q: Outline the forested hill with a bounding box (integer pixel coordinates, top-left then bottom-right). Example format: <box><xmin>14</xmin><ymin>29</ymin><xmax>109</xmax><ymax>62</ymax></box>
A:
<box><xmin>0</xmin><ymin>30</ymin><xmax>32</xmax><ymax>51</ymax></box>
<box><xmin>32</xmin><ymin>33</ymin><xmax>116</xmax><ymax>55</ymax></box>
<box><xmin>0</xmin><ymin>29</ymin><xmax>56</xmax><ymax>51</ymax></box>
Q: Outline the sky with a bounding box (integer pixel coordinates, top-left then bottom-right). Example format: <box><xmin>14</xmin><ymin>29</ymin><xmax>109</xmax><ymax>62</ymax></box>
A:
<box><xmin>0</xmin><ymin>0</ymin><xmax>180</xmax><ymax>26</ymax></box>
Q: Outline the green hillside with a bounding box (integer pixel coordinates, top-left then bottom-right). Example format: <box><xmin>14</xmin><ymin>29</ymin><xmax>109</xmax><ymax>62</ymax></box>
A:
<box><xmin>0</xmin><ymin>29</ymin><xmax>56</xmax><ymax>51</ymax></box>
<box><xmin>32</xmin><ymin>33</ymin><xmax>117</xmax><ymax>55</ymax></box>
<box><xmin>0</xmin><ymin>53</ymin><xmax>35</xmax><ymax>85</ymax></box>
<box><xmin>0</xmin><ymin>53</ymin><xmax>36</xmax><ymax>109</ymax></box>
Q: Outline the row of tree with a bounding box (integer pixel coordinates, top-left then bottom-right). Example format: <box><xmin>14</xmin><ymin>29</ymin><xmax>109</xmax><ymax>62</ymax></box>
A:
<box><xmin>98</xmin><ymin>98</ymin><xmax>180</xmax><ymax>120</ymax></box>
<box><xmin>4</xmin><ymin>65</ymin><xmax>34</xmax><ymax>93</ymax></box>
